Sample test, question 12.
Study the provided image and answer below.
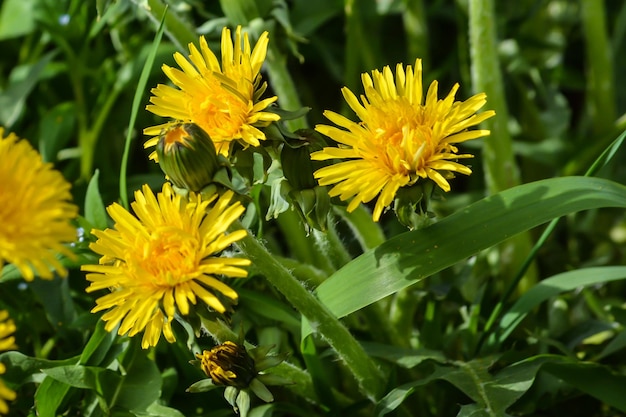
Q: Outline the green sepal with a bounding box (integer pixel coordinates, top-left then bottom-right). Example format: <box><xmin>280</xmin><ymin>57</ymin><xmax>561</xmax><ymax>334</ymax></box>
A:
<box><xmin>393</xmin><ymin>181</ymin><xmax>436</xmax><ymax>230</ymax></box>
<box><xmin>186</xmin><ymin>378</ymin><xmax>219</xmax><ymax>393</ymax></box>
<box><xmin>249</xmin><ymin>378</ymin><xmax>273</xmax><ymax>403</ymax></box>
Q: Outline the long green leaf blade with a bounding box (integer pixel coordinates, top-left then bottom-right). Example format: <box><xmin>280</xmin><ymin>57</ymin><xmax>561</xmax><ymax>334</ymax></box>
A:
<box><xmin>316</xmin><ymin>177</ymin><xmax>626</xmax><ymax>320</ymax></box>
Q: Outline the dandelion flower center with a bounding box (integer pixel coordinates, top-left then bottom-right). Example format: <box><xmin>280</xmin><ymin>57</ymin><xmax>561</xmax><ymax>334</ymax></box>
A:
<box><xmin>140</xmin><ymin>227</ymin><xmax>200</xmax><ymax>286</ymax></box>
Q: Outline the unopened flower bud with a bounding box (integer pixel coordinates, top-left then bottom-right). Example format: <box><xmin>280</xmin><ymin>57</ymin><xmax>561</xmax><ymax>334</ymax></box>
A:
<box><xmin>196</xmin><ymin>341</ymin><xmax>256</xmax><ymax>389</ymax></box>
<box><xmin>156</xmin><ymin>123</ymin><xmax>220</xmax><ymax>192</ymax></box>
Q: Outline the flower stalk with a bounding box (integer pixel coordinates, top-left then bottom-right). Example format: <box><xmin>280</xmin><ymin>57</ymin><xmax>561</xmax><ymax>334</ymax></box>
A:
<box><xmin>233</xmin><ymin>221</ymin><xmax>385</xmax><ymax>401</ymax></box>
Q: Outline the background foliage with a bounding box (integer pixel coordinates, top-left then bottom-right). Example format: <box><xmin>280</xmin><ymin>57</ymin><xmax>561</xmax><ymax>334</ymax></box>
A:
<box><xmin>1</xmin><ymin>0</ymin><xmax>626</xmax><ymax>416</ymax></box>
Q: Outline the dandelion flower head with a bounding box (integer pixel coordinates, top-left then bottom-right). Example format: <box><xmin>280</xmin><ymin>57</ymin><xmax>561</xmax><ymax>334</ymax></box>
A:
<box><xmin>311</xmin><ymin>59</ymin><xmax>495</xmax><ymax>221</ymax></box>
<box><xmin>82</xmin><ymin>183</ymin><xmax>250</xmax><ymax>349</ymax></box>
<box><xmin>144</xmin><ymin>26</ymin><xmax>280</xmax><ymax>157</ymax></box>
<box><xmin>0</xmin><ymin>128</ymin><xmax>78</xmax><ymax>281</ymax></box>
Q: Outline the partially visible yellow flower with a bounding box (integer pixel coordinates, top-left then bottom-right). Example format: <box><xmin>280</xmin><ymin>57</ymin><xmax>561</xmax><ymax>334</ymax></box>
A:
<box><xmin>0</xmin><ymin>311</ymin><xmax>16</xmax><ymax>415</ymax></box>
<box><xmin>144</xmin><ymin>26</ymin><xmax>280</xmax><ymax>157</ymax></box>
<box><xmin>311</xmin><ymin>59</ymin><xmax>495</xmax><ymax>221</ymax></box>
<box><xmin>0</xmin><ymin>128</ymin><xmax>78</xmax><ymax>281</ymax></box>
<box><xmin>82</xmin><ymin>183</ymin><xmax>250</xmax><ymax>349</ymax></box>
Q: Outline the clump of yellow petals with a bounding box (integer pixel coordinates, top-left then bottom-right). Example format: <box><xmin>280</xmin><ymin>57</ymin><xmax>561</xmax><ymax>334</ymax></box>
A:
<box><xmin>82</xmin><ymin>183</ymin><xmax>250</xmax><ymax>349</ymax></box>
<box><xmin>311</xmin><ymin>59</ymin><xmax>495</xmax><ymax>221</ymax></box>
<box><xmin>0</xmin><ymin>311</ymin><xmax>16</xmax><ymax>415</ymax></box>
<box><xmin>144</xmin><ymin>26</ymin><xmax>280</xmax><ymax>157</ymax></box>
<box><xmin>0</xmin><ymin>128</ymin><xmax>78</xmax><ymax>281</ymax></box>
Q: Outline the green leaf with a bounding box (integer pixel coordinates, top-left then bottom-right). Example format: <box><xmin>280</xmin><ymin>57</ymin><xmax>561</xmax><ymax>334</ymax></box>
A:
<box><xmin>29</xmin><ymin>275</ymin><xmax>77</xmax><ymax>331</ymax></box>
<box><xmin>375</xmin><ymin>364</ymin><xmax>451</xmax><ymax>416</ymax></box>
<box><xmin>79</xmin><ymin>319</ymin><xmax>117</xmax><ymax>366</ymax></box>
<box><xmin>143</xmin><ymin>402</ymin><xmax>186</xmax><ymax>417</ymax></box>
<box><xmin>0</xmin><ymin>0</ymin><xmax>36</xmax><ymax>39</ymax></box>
<box><xmin>34</xmin><ymin>376</ymin><xmax>72</xmax><ymax>417</ymax></box>
<box><xmin>239</xmin><ymin>288</ymin><xmax>300</xmax><ymax>331</ymax></box>
<box><xmin>497</xmin><ymin>266</ymin><xmax>626</xmax><ymax>343</ymax></box>
<box><xmin>85</xmin><ymin>169</ymin><xmax>108</xmax><ymax>231</ymax></box>
<box><xmin>114</xmin><ymin>351</ymin><xmax>162</xmax><ymax>411</ymax></box>
<box><xmin>363</xmin><ymin>342</ymin><xmax>446</xmax><ymax>369</ymax></box>
<box><xmin>0</xmin><ymin>351</ymin><xmax>78</xmax><ymax>384</ymax></box>
<box><xmin>377</xmin><ymin>354</ymin><xmax>626</xmax><ymax>416</ymax></box>
<box><xmin>315</xmin><ymin>177</ymin><xmax>626</xmax><ymax>322</ymax></box>
<box><xmin>186</xmin><ymin>378</ymin><xmax>218</xmax><ymax>393</ymax></box>
<box><xmin>300</xmin><ymin>336</ymin><xmax>336</xmax><ymax>412</ymax></box>
<box><xmin>38</xmin><ymin>102</ymin><xmax>76</xmax><ymax>163</ymax></box>
<box><xmin>42</xmin><ymin>365</ymin><xmax>121</xmax><ymax>391</ymax></box>
<box><xmin>456</xmin><ymin>404</ymin><xmax>494</xmax><ymax>417</ymax></box>
<box><xmin>0</xmin><ymin>51</ymin><xmax>57</xmax><ymax>127</ymax></box>
<box><xmin>119</xmin><ymin>4</ymin><xmax>167</xmax><ymax>209</ymax></box>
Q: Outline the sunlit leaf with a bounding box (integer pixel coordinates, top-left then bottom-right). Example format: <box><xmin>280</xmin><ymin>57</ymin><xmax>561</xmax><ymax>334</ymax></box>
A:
<box><xmin>315</xmin><ymin>177</ymin><xmax>626</xmax><ymax>322</ymax></box>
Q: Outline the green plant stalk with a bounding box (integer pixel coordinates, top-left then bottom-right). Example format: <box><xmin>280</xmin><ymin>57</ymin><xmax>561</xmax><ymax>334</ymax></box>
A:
<box><xmin>57</xmin><ymin>42</ymin><xmax>92</xmax><ymax>181</ymax></box>
<box><xmin>313</xmin><ymin>217</ymin><xmax>402</xmax><ymax>346</ymax></box>
<box><xmin>200</xmin><ymin>316</ymin><xmax>321</xmax><ymax>403</ymax></box>
<box><xmin>312</xmin><ymin>221</ymin><xmax>352</xmax><ymax>271</ymax></box>
<box><xmin>344</xmin><ymin>0</ymin><xmax>378</xmax><ymax>93</ymax></box>
<box><xmin>401</xmin><ymin>0</ymin><xmax>428</xmax><ymax>64</ymax></box>
<box><xmin>468</xmin><ymin>0</ymin><xmax>520</xmax><ymax>194</ymax></box>
<box><xmin>265</xmin><ymin>42</ymin><xmax>308</xmax><ymax>132</ymax></box>
<box><xmin>580</xmin><ymin>0</ymin><xmax>616</xmax><ymax>136</ymax></box>
<box><xmin>275</xmin><ymin>209</ymin><xmax>331</xmax><ymax>271</ymax></box>
<box><xmin>468</xmin><ymin>0</ymin><xmax>537</xmax><ymax>289</ymax></box>
<box><xmin>333</xmin><ymin>205</ymin><xmax>385</xmax><ymax>251</ymax></box>
<box><xmin>144</xmin><ymin>0</ymin><xmax>197</xmax><ymax>51</ymax></box>
<box><xmin>234</xmin><ymin>221</ymin><xmax>385</xmax><ymax>401</ymax></box>
<box><xmin>274</xmin><ymin>255</ymin><xmax>327</xmax><ymax>287</ymax></box>
<box><xmin>389</xmin><ymin>289</ymin><xmax>419</xmax><ymax>349</ymax></box>
<box><xmin>120</xmin><ymin>8</ymin><xmax>167</xmax><ymax>209</ymax></box>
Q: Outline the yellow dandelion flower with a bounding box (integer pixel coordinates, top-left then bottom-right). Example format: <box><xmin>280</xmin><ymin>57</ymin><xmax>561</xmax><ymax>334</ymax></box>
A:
<box><xmin>144</xmin><ymin>26</ymin><xmax>280</xmax><ymax>157</ymax></box>
<box><xmin>0</xmin><ymin>128</ymin><xmax>78</xmax><ymax>281</ymax></box>
<box><xmin>81</xmin><ymin>183</ymin><xmax>250</xmax><ymax>349</ymax></box>
<box><xmin>311</xmin><ymin>59</ymin><xmax>496</xmax><ymax>221</ymax></box>
<box><xmin>0</xmin><ymin>311</ymin><xmax>16</xmax><ymax>415</ymax></box>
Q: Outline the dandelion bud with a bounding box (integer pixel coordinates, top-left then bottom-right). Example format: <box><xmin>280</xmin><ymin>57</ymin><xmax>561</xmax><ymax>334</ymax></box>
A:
<box><xmin>197</xmin><ymin>341</ymin><xmax>257</xmax><ymax>389</ymax></box>
<box><xmin>189</xmin><ymin>341</ymin><xmax>291</xmax><ymax>417</ymax></box>
<box><xmin>156</xmin><ymin>123</ymin><xmax>221</xmax><ymax>192</ymax></box>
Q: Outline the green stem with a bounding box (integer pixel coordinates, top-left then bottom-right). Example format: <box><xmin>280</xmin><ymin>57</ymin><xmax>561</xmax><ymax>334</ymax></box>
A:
<box><xmin>401</xmin><ymin>0</ymin><xmax>428</xmax><ymax>65</ymax></box>
<box><xmin>344</xmin><ymin>0</ymin><xmax>378</xmax><ymax>92</ymax></box>
<box><xmin>333</xmin><ymin>205</ymin><xmax>385</xmax><ymax>251</ymax></box>
<box><xmin>145</xmin><ymin>0</ymin><xmax>197</xmax><ymax>51</ymax></box>
<box><xmin>468</xmin><ymin>0</ymin><xmax>520</xmax><ymax>194</ymax></box>
<box><xmin>581</xmin><ymin>0</ymin><xmax>616</xmax><ymax>136</ymax></box>
<box><xmin>312</xmin><ymin>221</ymin><xmax>352</xmax><ymax>271</ymax></box>
<box><xmin>234</xmin><ymin>222</ymin><xmax>384</xmax><ymax>401</ymax></box>
<box><xmin>468</xmin><ymin>0</ymin><xmax>537</xmax><ymax>292</ymax></box>
<box><xmin>389</xmin><ymin>289</ymin><xmax>419</xmax><ymax>349</ymax></box>
<box><xmin>274</xmin><ymin>255</ymin><xmax>327</xmax><ymax>287</ymax></box>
